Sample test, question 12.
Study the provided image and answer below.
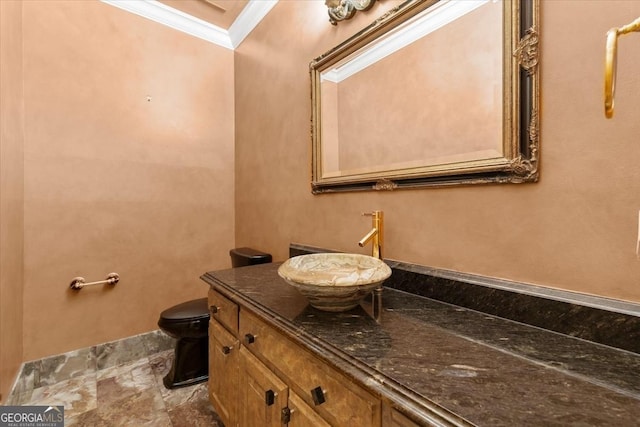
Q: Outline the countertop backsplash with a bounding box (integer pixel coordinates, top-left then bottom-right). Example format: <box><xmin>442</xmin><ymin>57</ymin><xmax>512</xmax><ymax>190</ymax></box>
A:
<box><xmin>289</xmin><ymin>243</ymin><xmax>640</xmax><ymax>355</ymax></box>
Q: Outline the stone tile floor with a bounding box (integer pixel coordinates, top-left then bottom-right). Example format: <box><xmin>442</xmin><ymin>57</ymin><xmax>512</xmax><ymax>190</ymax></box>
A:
<box><xmin>6</xmin><ymin>331</ymin><xmax>223</xmax><ymax>426</ymax></box>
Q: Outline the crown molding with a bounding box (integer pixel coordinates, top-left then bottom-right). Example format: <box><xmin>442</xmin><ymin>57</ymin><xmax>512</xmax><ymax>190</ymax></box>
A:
<box><xmin>322</xmin><ymin>0</ymin><xmax>488</xmax><ymax>83</ymax></box>
<box><xmin>100</xmin><ymin>0</ymin><xmax>278</xmax><ymax>50</ymax></box>
<box><xmin>229</xmin><ymin>1</ymin><xmax>278</xmax><ymax>48</ymax></box>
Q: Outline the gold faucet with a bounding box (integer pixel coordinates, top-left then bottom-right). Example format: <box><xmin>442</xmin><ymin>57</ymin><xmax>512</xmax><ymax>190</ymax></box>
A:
<box><xmin>358</xmin><ymin>211</ymin><xmax>383</xmax><ymax>259</ymax></box>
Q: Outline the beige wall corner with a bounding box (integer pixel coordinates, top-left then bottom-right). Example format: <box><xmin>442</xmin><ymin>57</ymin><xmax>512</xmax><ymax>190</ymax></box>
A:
<box><xmin>0</xmin><ymin>0</ymin><xmax>25</xmax><ymax>402</ymax></box>
<box><xmin>20</xmin><ymin>0</ymin><xmax>235</xmax><ymax>361</ymax></box>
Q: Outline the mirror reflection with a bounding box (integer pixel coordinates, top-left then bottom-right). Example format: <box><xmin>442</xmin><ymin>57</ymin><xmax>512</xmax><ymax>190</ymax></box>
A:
<box><xmin>310</xmin><ymin>0</ymin><xmax>540</xmax><ymax>193</ymax></box>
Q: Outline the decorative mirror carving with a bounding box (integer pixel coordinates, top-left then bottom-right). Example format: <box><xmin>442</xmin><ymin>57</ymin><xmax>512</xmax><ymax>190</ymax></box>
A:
<box><xmin>325</xmin><ymin>0</ymin><xmax>377</xmax><ymax>25</ymax></box>
<box><xmin>310</xmin><ymin>0</ymin><xmax>540</xmax><ymax>193</ymax></box>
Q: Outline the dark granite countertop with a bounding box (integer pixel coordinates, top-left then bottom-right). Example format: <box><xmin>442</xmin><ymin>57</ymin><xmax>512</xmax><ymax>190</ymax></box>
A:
<box><xmin>201</xmin><ymin>263</ymin><xmax>640</xmax><ymax>426</ymax></box>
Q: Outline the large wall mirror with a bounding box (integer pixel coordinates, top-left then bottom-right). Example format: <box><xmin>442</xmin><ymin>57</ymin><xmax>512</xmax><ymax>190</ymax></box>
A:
<box><xmin>310</xmin><ymin>0</ymin><xmax>539</xmax><ymax>193</ymax></box>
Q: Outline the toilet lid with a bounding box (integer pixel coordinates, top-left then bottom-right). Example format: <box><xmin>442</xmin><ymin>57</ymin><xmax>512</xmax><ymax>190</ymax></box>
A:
<box><xmin>160</xmin><ymin>297</ymin><xmax>209</xmax><ymax>321</ymax></box>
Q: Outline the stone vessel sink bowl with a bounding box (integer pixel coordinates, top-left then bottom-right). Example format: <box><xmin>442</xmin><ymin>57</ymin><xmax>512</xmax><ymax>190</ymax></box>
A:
<box><xmin>277</xmin><ymin>253</ymin><xmax>392</xmax><ymax>312</ymax></box>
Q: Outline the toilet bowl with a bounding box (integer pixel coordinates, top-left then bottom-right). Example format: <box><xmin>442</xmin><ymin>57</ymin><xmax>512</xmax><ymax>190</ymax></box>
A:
<box><xmin>157</xmin><ymin>298</ymin><xmax>209</xmax><ymax>389</ymax></box>
<box><xmin>158</xmin><ymin>247</ymin><xmax>272</xmax><ymax>389</ymax></box>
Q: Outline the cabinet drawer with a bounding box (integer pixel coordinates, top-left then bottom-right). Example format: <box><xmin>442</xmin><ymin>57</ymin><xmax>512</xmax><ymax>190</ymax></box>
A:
<box><xmin>240</xmin><ymin>309</ymin><xmax>381</xmax><ymax>427</ymax></box>
<box><xmin>208</xmin><ymin>289</ymin><xmax>238</xmax><ymax>335</ymax></box>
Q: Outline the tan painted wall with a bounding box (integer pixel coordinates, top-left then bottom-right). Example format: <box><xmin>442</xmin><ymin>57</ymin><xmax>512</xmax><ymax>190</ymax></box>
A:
<box><xmin>235</xmin><ymin>0</ymin><xmax>640</xmax><ymax>303</ymax></box>
<box><xmin>20</xmin><ymin>1</ymin><xmax>235</xmax><ymax>361</ymax></box>
<box><xmin>0</xmin><ymin>0</ymin><xmax>25</xmax><ymax>402</ymax></box>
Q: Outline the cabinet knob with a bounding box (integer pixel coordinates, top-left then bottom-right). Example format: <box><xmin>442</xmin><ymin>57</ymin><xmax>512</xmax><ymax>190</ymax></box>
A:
<box><xmin>310</xmin><ymin>386</ymin><xmax>327</xmax><ymax>406</ymax></box>
<box><xmin>221</xmin><ymin>345</ymin><xmax>233</xmax><ymax>355</ymax></box>
<box><xmin>209</xmin><ymin>305</ymin><xmax>220</xmax><ymax>314</ymax></box>
<box><xmin>244</xmin><ymin>333</ymin><xmax>257</xmax><ymax>344</ymax></box>
<box><xmin>281</xmin><ymin>407</ymin><xmax>294</xmax><ymax>424</ymax></box>
<box><xmin>265</xmin><ymin>389</ymin><xmax>277</xmax><ymax>406</ymax></box>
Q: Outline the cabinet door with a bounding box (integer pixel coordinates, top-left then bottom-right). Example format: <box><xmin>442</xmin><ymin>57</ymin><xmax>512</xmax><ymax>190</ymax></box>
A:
<box><xmin>288</xmin><ymin>390</ymin><xmax>331</xmax><ymax>427</ymax></box>
<box><xmin>239</xmin><ymin>346</ymin><xmax>288</xmax><ymax>427</ymax></box>
<box><xmin>209</xmin><ymin>319</ymin><xmax>239</xmax><ymax>427</ymax></box>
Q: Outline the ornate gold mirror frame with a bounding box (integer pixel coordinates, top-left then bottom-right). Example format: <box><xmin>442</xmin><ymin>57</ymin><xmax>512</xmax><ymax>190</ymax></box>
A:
<box><xmin>325</xmin><ymin>0</ymin><xmax>378</xmax><ymax>25</ymax></box>
<box><xmin>310</xmin><ymin>0</ymin><xmax>540</xmax><ymax>193</ymax></box>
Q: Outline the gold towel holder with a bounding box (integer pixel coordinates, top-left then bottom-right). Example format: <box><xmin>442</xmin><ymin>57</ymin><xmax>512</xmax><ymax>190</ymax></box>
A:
<box><xmin>604</xmin><ymin>17</ymin><xmax>640</xmax><ymax>118</ymax></box>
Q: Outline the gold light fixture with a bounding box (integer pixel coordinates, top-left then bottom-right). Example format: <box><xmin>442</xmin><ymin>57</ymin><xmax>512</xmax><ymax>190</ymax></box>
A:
<box><xmin>325</xmin><ymin>0</ymin><xmax>376</xmax><ymax>25</ymax></box>
<box><xmin>604</xmin><ymin>17</ymin><xmax>640</xmax><ymax>118</ymax></box>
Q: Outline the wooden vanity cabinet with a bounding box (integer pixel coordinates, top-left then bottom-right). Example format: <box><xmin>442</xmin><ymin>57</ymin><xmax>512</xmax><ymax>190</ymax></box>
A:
<box><xmin>208</xmin><ymin>289</ymin><xmax>241</xmax><ymax>427</ymax></box>
<box><xmin>287</xmin><ymin>391</ymin><xmax>332</xmax><ymax>427</ymax></box>
<box><xmin>240</xmin><ymin>309</ymin><xmax>381</xmax><ymax>427</ymax></box>
<box><xmin>239</xmin><ymin>346</ymin><xmax>288</xmax><ymax>426</ymax></box>
<box><xmin>383</xmin><ymin>406</ymin><xmax>423</xmax><ymax>427</ymax></box>
<box><xmin>208</xmin><ymin>288</ymin><xmax>239</xmax><ymax>334</ymax></box>
<box><xmin>208</xmin><ymin>319</ymin><xmax>239</xmax><ymax>427</ymax></box>
<box><xmin>208</xmin><ymin>288</ymin><xmax>382</xmax><ymax>427</ymax></box>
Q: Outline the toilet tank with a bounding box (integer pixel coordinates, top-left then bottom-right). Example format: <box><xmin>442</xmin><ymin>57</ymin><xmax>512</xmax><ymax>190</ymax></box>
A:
<box><xmin>229</xmin><ymin>247</ymin><xmax>272</xmax><ymax>268</ymax></box>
